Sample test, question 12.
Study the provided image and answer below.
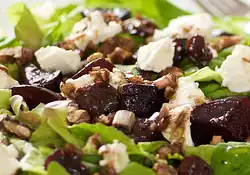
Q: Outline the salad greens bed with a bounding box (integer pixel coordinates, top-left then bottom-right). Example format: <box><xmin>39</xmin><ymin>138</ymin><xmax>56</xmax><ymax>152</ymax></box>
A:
<box><xmin>1</xmin><ymin>0</ymin><xmax>250</xmax><ymax>175</ymax></box>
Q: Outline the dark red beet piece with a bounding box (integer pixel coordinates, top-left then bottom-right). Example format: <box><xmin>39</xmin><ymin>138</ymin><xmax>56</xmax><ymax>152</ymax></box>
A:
<box><xmin>135</xmin><ymin>67</ymin><xmax>160</xmax><ymax>81</ymax></box>
<box><xmin>173</xmin><ymin>38</ymin><xmax>188</xmax><ymax>66</ymax></box>
<box><xmin>191</xmin><ymin>97</ymin><xmax>250</xmax><ymax>145</ymax></box>
<box><xmin>123</xmin><ymin>16</ymin><xmax>158</xmax><ymax>37</ymax></box>
<box><xmin>20</xmin><ymin>63</ymin><xmax>62</xmax><ymax>92</ymax></box>
<box><xmin>72</xmin><ymin>59</ymin><xmax>114</xmax><ymax>79</ymax></box>
<box><xmin>75</xmin><ymin>82</ymin><xmax>120</xmax><ymax>117</ymax></box>
<box><xmin>179</xmin><ymin>156</ymin><xmax>213</xmax><ymax>175</ymax></box>
<box><xmin>187</xmin><ymin>35</ymin><xmax>213</xmax><ymax>66</ymax></box>
<box><xmin>129</xmin><ymin>118</ymin><xmax>165</xmax><ymax>142</ymax></box>
<box><xmin>11</xmin><ymin>85</ymin><xmax>64</xmax><ymax>109</ymax></box>
<box><xmin>120</xmin><ymin>84</ymin><xmax>165</xmax><ymax>118</ymax></box>
<box><xmin>45</xmin><ymin>148</ymin><xmax>89</xmax><ymax>175</ymax></box>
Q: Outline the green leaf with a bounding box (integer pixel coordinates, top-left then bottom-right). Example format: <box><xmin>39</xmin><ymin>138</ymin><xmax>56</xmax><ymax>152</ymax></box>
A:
<box><xmin>119</xmin><ymin>162</ymin><xmax>157</xmax><ymax>175</ymax></box>
<box><xmin>199</xmin><ymin>82</ymin><xmax>221</xmax><ymax>95</ymax></box>
<box><xmin>189</xmin><ymin>66</ymin><xmax>223</xmax><ymax>83</ymax></box>
<box><xmin>178</xmin><ymin>57</ymin><xmax>199</xmax><ymax>76</ymax></box>
<box><xmin>70</xmin><ymin>123</ymin><xmax>140</xmax><ymax>153</ymax></box>
<box><xmin>206</xmin><ymin>88</ymin><xmax>250</xmax><ymax>100</ymax></box>
<box><xmin>30</xmin><ymin>121</ymin><xmax>65</xmax><ymax>148</ymax></box>
<box><xmin>2</xmin><ymin>63</ymin><xmax>19</xmax><ymax>80</ymax></box>
<box><xmin>47</xmin><ymin>162</ymin><xmax>70</xmax><ymax>175</ymax></box>
<box><xmin>0</xmin><ymin>89</ymin><xmax>11</xmax><ymax>109</ymax></box>
<box><xmin>44</xmin><ymin>107</ymin><xmax>83</xmax><ymax>147</ymax></box>
<box><xmin>138</xmin><ymin>141</ymin><xmax>167</xmax><ymax>153</ymax></box>
<box><xmin>8</xmin><ymin>3</ymin><xmax>43</xmax><ymax>49</ymax></box>
<box><xmin>0</xmin><ymin>38</ymin><xmax>20</xmax><ymax>50</ymax></box>
<box><xmin>211</xmin><ymin>143</ymin><xmax>250</xmax><ymax>175</ymax></box>
<box><xmin>84</xmin><ymin>0</ymin><xmax>189</xmax><ymax>28</ymax></box>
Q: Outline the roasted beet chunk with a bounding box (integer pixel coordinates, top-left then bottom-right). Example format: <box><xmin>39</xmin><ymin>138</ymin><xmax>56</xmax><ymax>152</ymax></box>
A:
<box><xmin>75</xmin><ymin>82</ymin><xmax>120</xmax><ymax>117</ymax></box>
<box><xmin>120</xmin><ymin>84</ymin><xmax>165</xmax><ymax>118</ymax></box>
<box><xmin>187</xmin><ymin>35</ymin><xmax>213</xmax><ymax>66</ymax></box>
<box><xmin>123</xmin><ymin>16</ymin><xmax>158</xmax><ymax>37</ymax></box>
<box><xmin>135</xmin><ymin>67</ymin><xmax>160</xmax><ymax>81</ymax></box>
<box><xmin>173</xmin><ymin>39</ymin><xmax>188</xmax><ymax>65</ymax></box>
<box><xmin>179</xmin><ymin>156</ymin><xmax>213</xmax><ymax>175</ymax></box>
<box><xmin>81</xmin><ymin>8</ymin><xmax>131</xmax><ymax>20</ymax></box>
<box><xmin>11</xmin><ymin>85</ymin><xmax>64</xmax><ymax>109</ymax></box>
<box><xmin>45</xmin><ymin>148</ymin><xmax>89</xmax><ymax>175</ymax></box>
<box><xmin>72</xmin><ymin>59</ymin><xmax>114</xmax><ymax>79</ymax></box>
<box><xmin>129</xmin><ymin>118</ymin><xmax>165</xmax><ymax>142</ymax></box>
<box><xmin>191</xmin><ymin>97</ymin><xmax>250</xmax><ymax>145</ymax></box>
<box><xmin>20</xmin><ymin>63</ymin><xmax>62</xmax><ymax>92</ymax></box>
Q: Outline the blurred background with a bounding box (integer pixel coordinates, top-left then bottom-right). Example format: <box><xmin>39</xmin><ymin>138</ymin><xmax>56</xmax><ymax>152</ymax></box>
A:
<box><xmin>1</xmin><ymin>0</ymin><xmax>250</xmax><ymax>36</ymax></box>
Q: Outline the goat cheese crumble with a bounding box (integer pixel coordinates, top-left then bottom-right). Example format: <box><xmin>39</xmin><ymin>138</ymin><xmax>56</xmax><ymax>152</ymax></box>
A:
<box><xmin>0</xmin><ymin>143</ymin><xmax>19</xmax><ymax>175</ymax></box>
<box><xmin>137</xmin><ymin>38</ymin><xmax>174</xmax><ymax>73</ymax></box>
<box><xmin>72</xmin><ymin>11</ymin><xmax>122</xmax><ymax>51</ymax></box>
<box><xmin>98</xmin><ymin>141</ymin><xmax>129</xmax><ymax>173</ymax></box>
<box><xmin>170</xmin><ymin>77</ymin><xmax>206</xmax><ymax>107</ymax></box>
<box><xmin>218</xmin><ymin>45</ymin><xmax>250</xmax><ymax>93</ymax></box>
<box><xmin>153</xmin><ymin>13</ymin><xmax>213</xmax><ymax>41</ymax></box>
<box><xmin>35</xmin><ymin>46</ymin><xmax>81</xmax><ymax>75</ymax></box>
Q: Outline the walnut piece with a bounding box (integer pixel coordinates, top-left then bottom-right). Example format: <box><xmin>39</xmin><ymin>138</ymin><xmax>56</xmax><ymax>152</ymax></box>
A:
<box><xmin>210</xmin><ymin>135</ymin><xmax>224</xmax><ymax>145</ymax></box>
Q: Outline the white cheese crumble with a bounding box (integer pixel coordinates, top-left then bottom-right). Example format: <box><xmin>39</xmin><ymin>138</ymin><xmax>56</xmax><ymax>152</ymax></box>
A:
<box><xmin>109</xmin><ymin>68</ymin><xmax>127</xmax><ymax>89</ymax></box>
<box><xmin>153</xmin><ymin>13</ymin><xmax>213</xmax><ymax>41</ymax></box>
<box><xmin>137</xmin><ymin>38</ymin><xmax>174</xmax><ymax>73</ymax></box>
<box><xmin>98</xmin><ymin>141</ymin><xmax>129</xmax><ymax>173</ymax></box>
<box><xmin>72</xmin><ymin>11</ymin><xmax>122</xmax><ymax>51</ymax></box>
<box><xmin>0</xmin><ymin>144</ymin><xmax>19</xmax><ymax>175</ymax></box>
<box><xmin>218</xmin><ymin>45</ymin><xmax>250</xmax><ymax>93</ymax></box>
<box><xmin>35</xmin><ymin>46</ymin><xmax>81</xmax><ymax>75</ymax></box>
<box><xmin>170</xmin><ymin>77</ymin><xmax>206</xmax><ymax>107</ymax></box>
<box><xmin>31</xmin><ymin>1</ymin><xmax>55</xmax><ymax>20</ymax></box>
<box><xmin>0</xmin><ymin>69</ymin><xmax>19</xmax><ymax>89</ymax></box>
<box><xmin>66</xmin><ymin>74</ymin><xmax>94</xmax><ymax>89</ymax></box>
<box><xmin>162</xmin><ymin>105</ymin><xmax>194</xmax><ymax>146</ymax></box>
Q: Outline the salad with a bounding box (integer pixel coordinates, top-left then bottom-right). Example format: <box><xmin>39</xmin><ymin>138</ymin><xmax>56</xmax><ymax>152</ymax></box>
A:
<box><xmin>1</xmin><ymin>0</ymin><xmax>250</xmax><ymax>175</ymax></box>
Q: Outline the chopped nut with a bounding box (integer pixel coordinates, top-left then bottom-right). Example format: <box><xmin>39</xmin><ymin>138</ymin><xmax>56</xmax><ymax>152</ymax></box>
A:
<box><xmin>157</xmin><ymin>146</ymin><xmax>172</xmax><ymax>159</ymax></box>
<box><xmin>150</xmin><ymin>104</ymin><xmax>170</xmax><ymax>132</ymax></box>
<box><xmin>67</xmin><ymin>106</ymin><xmax>91</xmax><ymax>124</ymax></box>
<box><xmin>86</xmin><ymin>52</ymin><xmax>104</xmax><ymax>63</ymax></box>
<box><xmin>98</xmin><ymin>36</ymin><xmax>134</xmax><ymax>56</ymax></box>
<box><xmin>246</xmin><ymin>136</ymin><xmax>250</xmax><ymax>142</ymax></box>
<box><xmin>83</xmin><ymin>134</ymin><xmax>102</xmax><ymax>154</ymax></box>
<box><xmin>103</xmin><ymin>13</ymin><xmax>121</xmax><ymax>23</ymax></box>
<box><xmin>153</xmin><ymin>163</ymin><xmax>178</xmax><ymax>175</ymax></box>
<box><xmin>0</xmin><ymin>65</ymin><xmax>8</xmax><ymax>74</ymax></box>
<box><xmin>112</xmin><ymin>110</ymin><xmax>136</xmax><ymax>132</ymax></box>
<box><xmin>153</xmin><ymin>74</ymin><xmax>177</xmax><ymax>89</ymax></box>
<box><xmin>127</xmin><ymin>75</ymin><xmax>144</xmax><ymax>84</ymax></box>
<box><xmin>0</xmin><ymin>47</ymin><xmax>34</xmax><ymax>65</ymax></box>
<box><xmin>0</xmin><ymin>115</ymin><xmax>31</xmax><ymax>140</ymax></box>
<box><xmin>97</xmin><ymin>113</ymin><xmax>115</xmax><ymax>125</ymax></box>
<box><xmin>210</xmin><ymin>135</ymin><xmax>224</xmax><ymax>145</ymax></box>
<box><xmin>212</xmin><ymin>35</ymin><xmax>242</xmax><ymax>51</ymax></box>
<box><xmin>164</xmin><ymin>86</ymin><xmax>175</xmax><ymax>99</ymax></box>
<box><xmin>60</xmin><ymin>82</ymin><xmax>77</xmax><ymax>98</ymax></box>
<box><xmin>90</xmin><ymin>68</ymin><xmax>110</xmax><ymax>83</ymax></box>
<box><xmin>162</xmin><ymin>67</ymin><xmax>184</xmax><ymax>78</ymax></box>
<box><xmin>107</xmin><ymin>47</ymin><xmax>132</xmax><ymax>64</ymax></box>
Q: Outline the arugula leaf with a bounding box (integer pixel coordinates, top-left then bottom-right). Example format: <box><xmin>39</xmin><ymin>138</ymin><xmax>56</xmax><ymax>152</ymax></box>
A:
<box><xmin>189</xmin><ymin>66</ymin><xmax>223</xmax><ymax>83</ymax></box>
<box><xmin>0</xmin><ymin>38</ymin><xmax>20</xmax><ymax>50</ymax></box>
<box><xmin>84</xmin><ymin>0</ymin><xmax>189</xmax><ymax>28</ymax></box>
<box><xmin>206</xmin><ymin>88</ymin><xmax>250</xmax><ymax>100</ymax></box>
<box><xmin>43</xmin><ymin>107</ymin><xmax>84</xmax><ymax>147</ymax></box>
<box><xmin>0</xmin><ymin>89</ymin><xmax>11</xmax><ymax>109</ymax></box>
<box><xmin>119</xmin><ymin>162</ymin><xmax>156</xmax><ymax>175</ymax></box>
<box><xmin>70</xmin><ymin>123</ymin><xmax>140</xmax><ymax>153</ymax></box>
<box><xmin>47</xmin><ymin>162</ymin><xmax>70</xmax><ymax>175</ymax></box>
<box><xmin>138</xmin><ymin>141</ymin><xmax>167</xmax><ymax>153</ymax></box>
<box><xmin>8</xmin><ymin>3</ymin><xmax>43</xmax><ymax>49</ymax></box>
<box><xmin>30</xmin><ymin>121</ymin><xmax>65</xmax><ymax>148</ymax></box>
<box><xmin>178</xmin><ymin>57</ymin><xmax>199</xmax><ymax>76</ymax></box>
